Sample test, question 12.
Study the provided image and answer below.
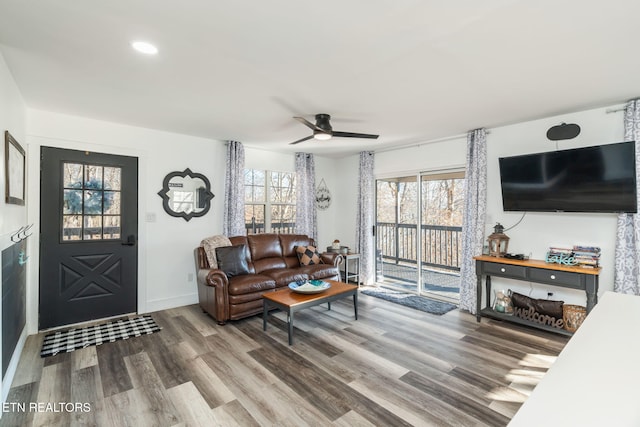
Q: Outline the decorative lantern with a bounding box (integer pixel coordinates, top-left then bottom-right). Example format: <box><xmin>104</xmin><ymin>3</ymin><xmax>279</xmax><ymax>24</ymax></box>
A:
<box><xmin>488</xmin><ymin>223</ymin><xmax>510</xmax><ymax>257</ymax></box>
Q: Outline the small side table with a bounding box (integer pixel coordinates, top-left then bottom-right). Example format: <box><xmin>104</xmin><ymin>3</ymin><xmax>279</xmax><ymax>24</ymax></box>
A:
<box><xmin>341</xmin><ymin>253</ymin><xmax>360</xmax><ymax>284</ymax></box>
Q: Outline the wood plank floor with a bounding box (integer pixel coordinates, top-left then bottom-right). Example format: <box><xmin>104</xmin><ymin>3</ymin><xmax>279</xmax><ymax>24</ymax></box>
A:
<box><xmin>1</xmin><ymin>293</ymin><xmax>567</xmax><ymax>426</ymax></box>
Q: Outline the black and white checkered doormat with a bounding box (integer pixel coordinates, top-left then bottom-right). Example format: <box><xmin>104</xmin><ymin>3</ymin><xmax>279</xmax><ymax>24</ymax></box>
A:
<box><xmin>40</xmin><ymin>315</ymin><xmax>161</xmax><ymax>357</ymax></box>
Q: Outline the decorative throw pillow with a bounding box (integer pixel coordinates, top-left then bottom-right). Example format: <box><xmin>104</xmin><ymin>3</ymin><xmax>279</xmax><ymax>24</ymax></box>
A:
<box><xmin>295</xmin><ymin>245</ymin><xmax>322</xmax><ymax>266</ymax></box>
<box><xmin>215</xmin><ymin>244</ymin><xmax>250</xmax><ymax>277</ymax></box>
<box><xmin>201</xmin><ymin>235</ymin><xmax>232</xmax><ymax>269</ymax></box>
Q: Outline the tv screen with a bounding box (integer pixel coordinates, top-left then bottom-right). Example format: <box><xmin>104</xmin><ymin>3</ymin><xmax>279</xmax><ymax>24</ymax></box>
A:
<box><xmin>499</xmin><ymin>141</ymin><xmax>637</xmax><ymax>213</ymax></box>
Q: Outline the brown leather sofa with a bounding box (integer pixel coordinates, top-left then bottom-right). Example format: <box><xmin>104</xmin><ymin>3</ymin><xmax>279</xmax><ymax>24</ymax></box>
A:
<box><xmin>194</xmin><ymin>234</ymin><xmax>343</xmax><ymax>325</ymax></box>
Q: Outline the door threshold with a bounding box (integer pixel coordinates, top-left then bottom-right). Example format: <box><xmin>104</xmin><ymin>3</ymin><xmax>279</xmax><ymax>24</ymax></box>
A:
<box><xmin>39</xmin><ymin>312</ymin><xmax>138</xmax><ymax>333</ymax></box>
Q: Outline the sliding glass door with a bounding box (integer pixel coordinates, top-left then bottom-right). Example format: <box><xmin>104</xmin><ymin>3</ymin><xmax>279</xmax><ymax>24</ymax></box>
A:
<box><xmin>376</xmin><ymin>171</ymin><xmax>464</xmax><ymax>303</ymax></box>
<box><xmin>376</xmin><ymin>175</ymin><xmax>419</xmax><ymax>292</ymax></box>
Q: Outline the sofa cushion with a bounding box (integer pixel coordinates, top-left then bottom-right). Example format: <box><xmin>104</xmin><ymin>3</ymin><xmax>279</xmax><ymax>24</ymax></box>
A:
<box><xmin>295</xmin><ymin>245</ymin><xmax>322</xmax><ymax>266</ymax></box>
<box><xmin>201</xmin><ymin>235</ymin><xmax>232</xmax><ymax>269</ymax></box>
<box><xmin>216</xmin><ymin>245</ymin><xmax>250</xmax><ymax>278</ymax></box>
<box><xmin>247</xmin><ymin>234</ymin><xmax>283</xmax><ymax>260</ymax></box>
<box><xmin>262</xmin><ymin>268</ymin><xmax>309</xmax><ymax>287</ymax></box>
<box><xmin>298</xmin><ymin>264</ymin><xmax>340</xmax><ymax>280</ymax></box>
<box><xmin>280</xmin><ymin>234</ymin><xmax>315</xmax><ymax>257</ymax></box>
<box><xmin>227</xmin><ymin>274</ymin><xmax>276</xmax><ymax>296</ymax></box>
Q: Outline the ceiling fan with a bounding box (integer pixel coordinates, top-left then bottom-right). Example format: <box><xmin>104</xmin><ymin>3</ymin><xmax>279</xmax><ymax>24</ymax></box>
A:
<box><xmin>289</xmin><ymin>113</ymin><xmax>379</xmax><ymax>145</ymax></box>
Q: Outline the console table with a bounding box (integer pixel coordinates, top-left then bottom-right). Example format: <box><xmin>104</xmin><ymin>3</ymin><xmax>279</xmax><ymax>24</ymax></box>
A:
<box><xmin>474</xmin><ymin>255</ymin><xmax>600</xmax><ymax>336</ymax></box>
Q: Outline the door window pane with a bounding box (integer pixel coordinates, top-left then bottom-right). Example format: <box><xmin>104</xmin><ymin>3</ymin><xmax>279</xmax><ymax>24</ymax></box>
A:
<box><xmin>104</xmin><ymin>191</ymin><xmax>121</xmax><ymax>214</ymax></box>
<box><xmin>104</xmin><ymin>216</ymin><xmax>121</xmax><ymax>239</ymax></box>
<box><xmin>84</xmin><ymin>166</ymin><xmax>103</xmax><ymax>189</ymax></box>
<box><xmin>103</xmin><ymin>167</ymin><xmax>121</xmax><ymax>190</ymax></box>
<box><xmin>83</xmin><ymin>216</ymin><xmax>103</xmax><ymax>240</ymax></box>
<box><xmin>63</xmin><ymin>215</ymin><xmax>82</xmax><ymax>240</ymax></box>
<box><xmin>83</xmin><ymin>190</ymin><xmax>103</xmax><ymax>214</ymax></box>
<box><xmin>62</xmin><ymin>163</ymin><xmax>123</xmax><ymax>241</ymax></box>
<box><xmin>63</xmin><ymin>190</ymin><xmax>83</xmax><ymax>214</ymax></box>
<box><xmin>63</xmin><ymin>163</ymin><xmax>83</xmax><ymax>189</ymax></box>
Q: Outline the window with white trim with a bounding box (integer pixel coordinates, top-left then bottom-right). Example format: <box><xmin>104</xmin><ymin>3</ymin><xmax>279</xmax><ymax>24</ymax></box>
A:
<box><xmin>244</xmin><ymin>169</ymin><xmax>296</xmax><ymax>234</ymax></box>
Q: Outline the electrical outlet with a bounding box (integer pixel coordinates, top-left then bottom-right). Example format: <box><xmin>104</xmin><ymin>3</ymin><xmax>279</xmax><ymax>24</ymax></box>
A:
<box><xmin>188</xmin><ymin>273</ymin><xmax>194</xmax><ymax>282</ymax></box>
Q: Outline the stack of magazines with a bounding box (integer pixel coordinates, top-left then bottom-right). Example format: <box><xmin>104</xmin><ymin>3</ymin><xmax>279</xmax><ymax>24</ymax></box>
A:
<box><xmin>572</xmin><ymin>245</ymin><xmax>601</xmax><ymax>268</ymax></box>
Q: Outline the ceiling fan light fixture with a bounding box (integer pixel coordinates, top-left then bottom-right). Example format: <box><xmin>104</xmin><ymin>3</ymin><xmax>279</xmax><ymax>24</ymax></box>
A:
<box><xmin>289</xmin><ymin>113</ymin><xmax>378</xmax><ymax>145</ymax></box>
<box><xmin>313</xmin><ymin>131</ymin><xmax>332</xmax><ymax>141</ymax></box>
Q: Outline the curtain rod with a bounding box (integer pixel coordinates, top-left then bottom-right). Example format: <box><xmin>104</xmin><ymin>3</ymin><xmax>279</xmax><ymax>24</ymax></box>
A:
<box><xmin>606</xmin><ymin>107</ymin><xmax>626</xmax><ymax>114</ymax></box>
<box><xmin>375</xmin><ymin>130</ymin><xmax>491</xmax><ymax>154</ymax></box>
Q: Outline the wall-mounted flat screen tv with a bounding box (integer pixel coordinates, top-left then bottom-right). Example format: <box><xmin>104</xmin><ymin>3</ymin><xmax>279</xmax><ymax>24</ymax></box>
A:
<box><xmin>499</xmin><ymin>141</ymin><xmax>637</xmax><ymax>213</ymax></box>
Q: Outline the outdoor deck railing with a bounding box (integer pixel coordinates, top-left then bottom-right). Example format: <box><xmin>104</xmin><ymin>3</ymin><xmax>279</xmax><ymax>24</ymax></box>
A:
<box><xmin>243</xmin><ymin>221</ymin><xmax>461</xmax><ymax>271</ymax></box>
<box><xmin>376</xmin><ymin>222</ymin><xmax>462</xmax><ymax>271</ymax></box>
<box><xmin>245</xmin><ymin>221</ymin><xmax>295</xmax><ymax>235</ymax></box>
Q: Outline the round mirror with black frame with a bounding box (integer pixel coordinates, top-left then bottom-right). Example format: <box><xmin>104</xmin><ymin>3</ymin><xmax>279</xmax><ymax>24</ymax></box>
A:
<box><xmin>158</xmin><ymin>168</ymin><xmax>214</xmax><ymax>221</ymax></box>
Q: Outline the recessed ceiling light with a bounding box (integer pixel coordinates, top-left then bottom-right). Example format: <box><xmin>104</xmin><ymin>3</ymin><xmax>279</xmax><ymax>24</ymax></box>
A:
<box><xmin>131</xmin><ymin>41</ymin><xmax>158</xmax><ymax>55</ymax></box>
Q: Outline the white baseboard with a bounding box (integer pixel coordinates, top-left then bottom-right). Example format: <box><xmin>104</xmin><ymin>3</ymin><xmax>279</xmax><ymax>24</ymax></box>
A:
<box><xmin>143</xmin><ymin>293</ymin><xmax>198</xmax><ymax>313</ymax></box>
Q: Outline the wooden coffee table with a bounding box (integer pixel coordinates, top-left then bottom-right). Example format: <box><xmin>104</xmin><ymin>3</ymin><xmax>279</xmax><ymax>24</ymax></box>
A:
<box><xmin>262</xmin><ymin>280</ymin><xmax>358</xmax><ymax>345</ymax></box>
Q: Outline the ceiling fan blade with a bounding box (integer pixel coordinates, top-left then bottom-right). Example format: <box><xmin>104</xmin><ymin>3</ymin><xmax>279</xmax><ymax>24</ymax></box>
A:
<box><xmin>289</xmin><ymin>135</ymin><xmax>314</xmax><ymax>145</ymax></box>
<box><xmin>293</xmin><ymin>116</ymin><xmax>321</xmax><ymax>131</ymax></box>
<box><xmin>332</xmin><ymin>131</ymin><xmax>379</xmax><ymax>139</ymax></box>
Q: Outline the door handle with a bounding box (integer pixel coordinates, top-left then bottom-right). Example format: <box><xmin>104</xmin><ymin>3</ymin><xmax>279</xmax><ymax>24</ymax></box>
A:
<box><xmin>122</xmin><ymin>235</ymin><xmax>136</xmax><ymax>246</ymax></box>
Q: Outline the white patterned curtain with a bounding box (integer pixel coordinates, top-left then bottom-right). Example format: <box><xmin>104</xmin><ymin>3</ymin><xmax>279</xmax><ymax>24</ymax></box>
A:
<box><xmin>614</xmin><ymin>100</ymin><xmax>640</xmax><ymax>295</ymax></box>
<box><xmin>223</xmin><ymin>141</ymin><xmax>246</xmax><ymax>237</ymax></box>
<box><xmin>294</xmin><ymin>152</ymin><xmax>317</xmax><ymax>239</ymax></box>
<box><xmin>459</xmin><ymin>129</ymin><xmax>488</xmax><ymax>313</ymax></box>
<box><xmin>356</xmin><ymin>151</ymin><xmax>375</xmax><ymax>286</ymax></box>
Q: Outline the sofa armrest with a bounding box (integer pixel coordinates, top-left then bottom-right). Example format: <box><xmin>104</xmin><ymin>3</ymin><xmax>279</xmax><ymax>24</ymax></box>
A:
<box><xmin>200</xmin><ymin>269</ymin><xmax>228</xmax><ymax>287</ymax></box>
<box><xmin>321</xmin><ymin>252</ymin><xmax>343</xmax><ymax>267</ymax></box>
<box><xmin>196</xmin><ymin>267</ymin><xmax>230</xmax><ymax>324</ymax></box>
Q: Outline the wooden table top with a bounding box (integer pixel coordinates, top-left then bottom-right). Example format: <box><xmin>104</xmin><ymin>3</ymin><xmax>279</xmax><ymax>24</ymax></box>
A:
<box><xmin>474</xmin><ymin>255</ymin><xmax>601</xmax><ymax>275</ymax></box>
<box><xmin>263</xmin><ymin>280</ymin><xmax>357</xmax><ymax>307</ymax></box>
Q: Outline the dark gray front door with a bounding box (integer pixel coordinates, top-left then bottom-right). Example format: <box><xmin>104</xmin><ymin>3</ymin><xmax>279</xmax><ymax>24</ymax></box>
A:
<box><xmin>40</xmin><ymin>147</ymin><xmax>138</xmax><ymax>329</ymax></box>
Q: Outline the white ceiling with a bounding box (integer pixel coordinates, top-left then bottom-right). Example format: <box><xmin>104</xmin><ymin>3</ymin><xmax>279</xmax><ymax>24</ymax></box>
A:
<box><xmin>1</xmin><ymin>1</ymin><xmax>639</xmax><ymax>158</ymax></box>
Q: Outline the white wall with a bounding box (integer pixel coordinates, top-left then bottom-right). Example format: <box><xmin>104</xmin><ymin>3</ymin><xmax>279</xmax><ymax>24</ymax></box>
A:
<box><xmin>0</xmin><ymin>52</ymin><xmax>28</xmax><ymax>404</ymax></box>
<box><xmin>376</xmin><ymin>137</ymin><xmax>467</xmax><ymax>178</ymax></box>
<box><xmin>331</xmin><ymin>155</ymin><xmax>361</xmax><ymax>251</ymax></box>
<box><xmin>0</xmin><ymin>53</ymin><xmax>27</xmax><ymax>236</ymax></box>
<box><xmin>244</xmin><ymin>146</ymin><xmax>340</xmax><ymax>250</ymax></box>
<box><xmin>335</xmin><ymin>105</ymin><xmax>626</xmax><ymax>307</ymax></box>
<box><xmin>314</xmin><ymin>156</ymin><xmax>340</xmax><ymax>249</ymax></box>
<box><xmin>485</xmin><ymin>106</ymin><xmax>624</xmax><ymax>304</ymax></box>
<box><xmin>25</xmin><ymin>110</ymin><xmax>227</xmax><ymax>330</ymax></box>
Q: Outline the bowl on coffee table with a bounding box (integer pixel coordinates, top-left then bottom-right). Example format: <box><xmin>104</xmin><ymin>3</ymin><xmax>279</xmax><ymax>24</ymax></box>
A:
<box><xmin>288</xmin><ymin>280</ymin><xmax>331</xmax><ymax>294</ymax></box>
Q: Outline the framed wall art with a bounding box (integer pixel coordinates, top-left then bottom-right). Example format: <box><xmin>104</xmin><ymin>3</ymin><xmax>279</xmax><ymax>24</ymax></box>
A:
<box><xmin>5</xmin><ymin>131</ymin><xmax>25</xmax><ymax>205</ymax></box>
